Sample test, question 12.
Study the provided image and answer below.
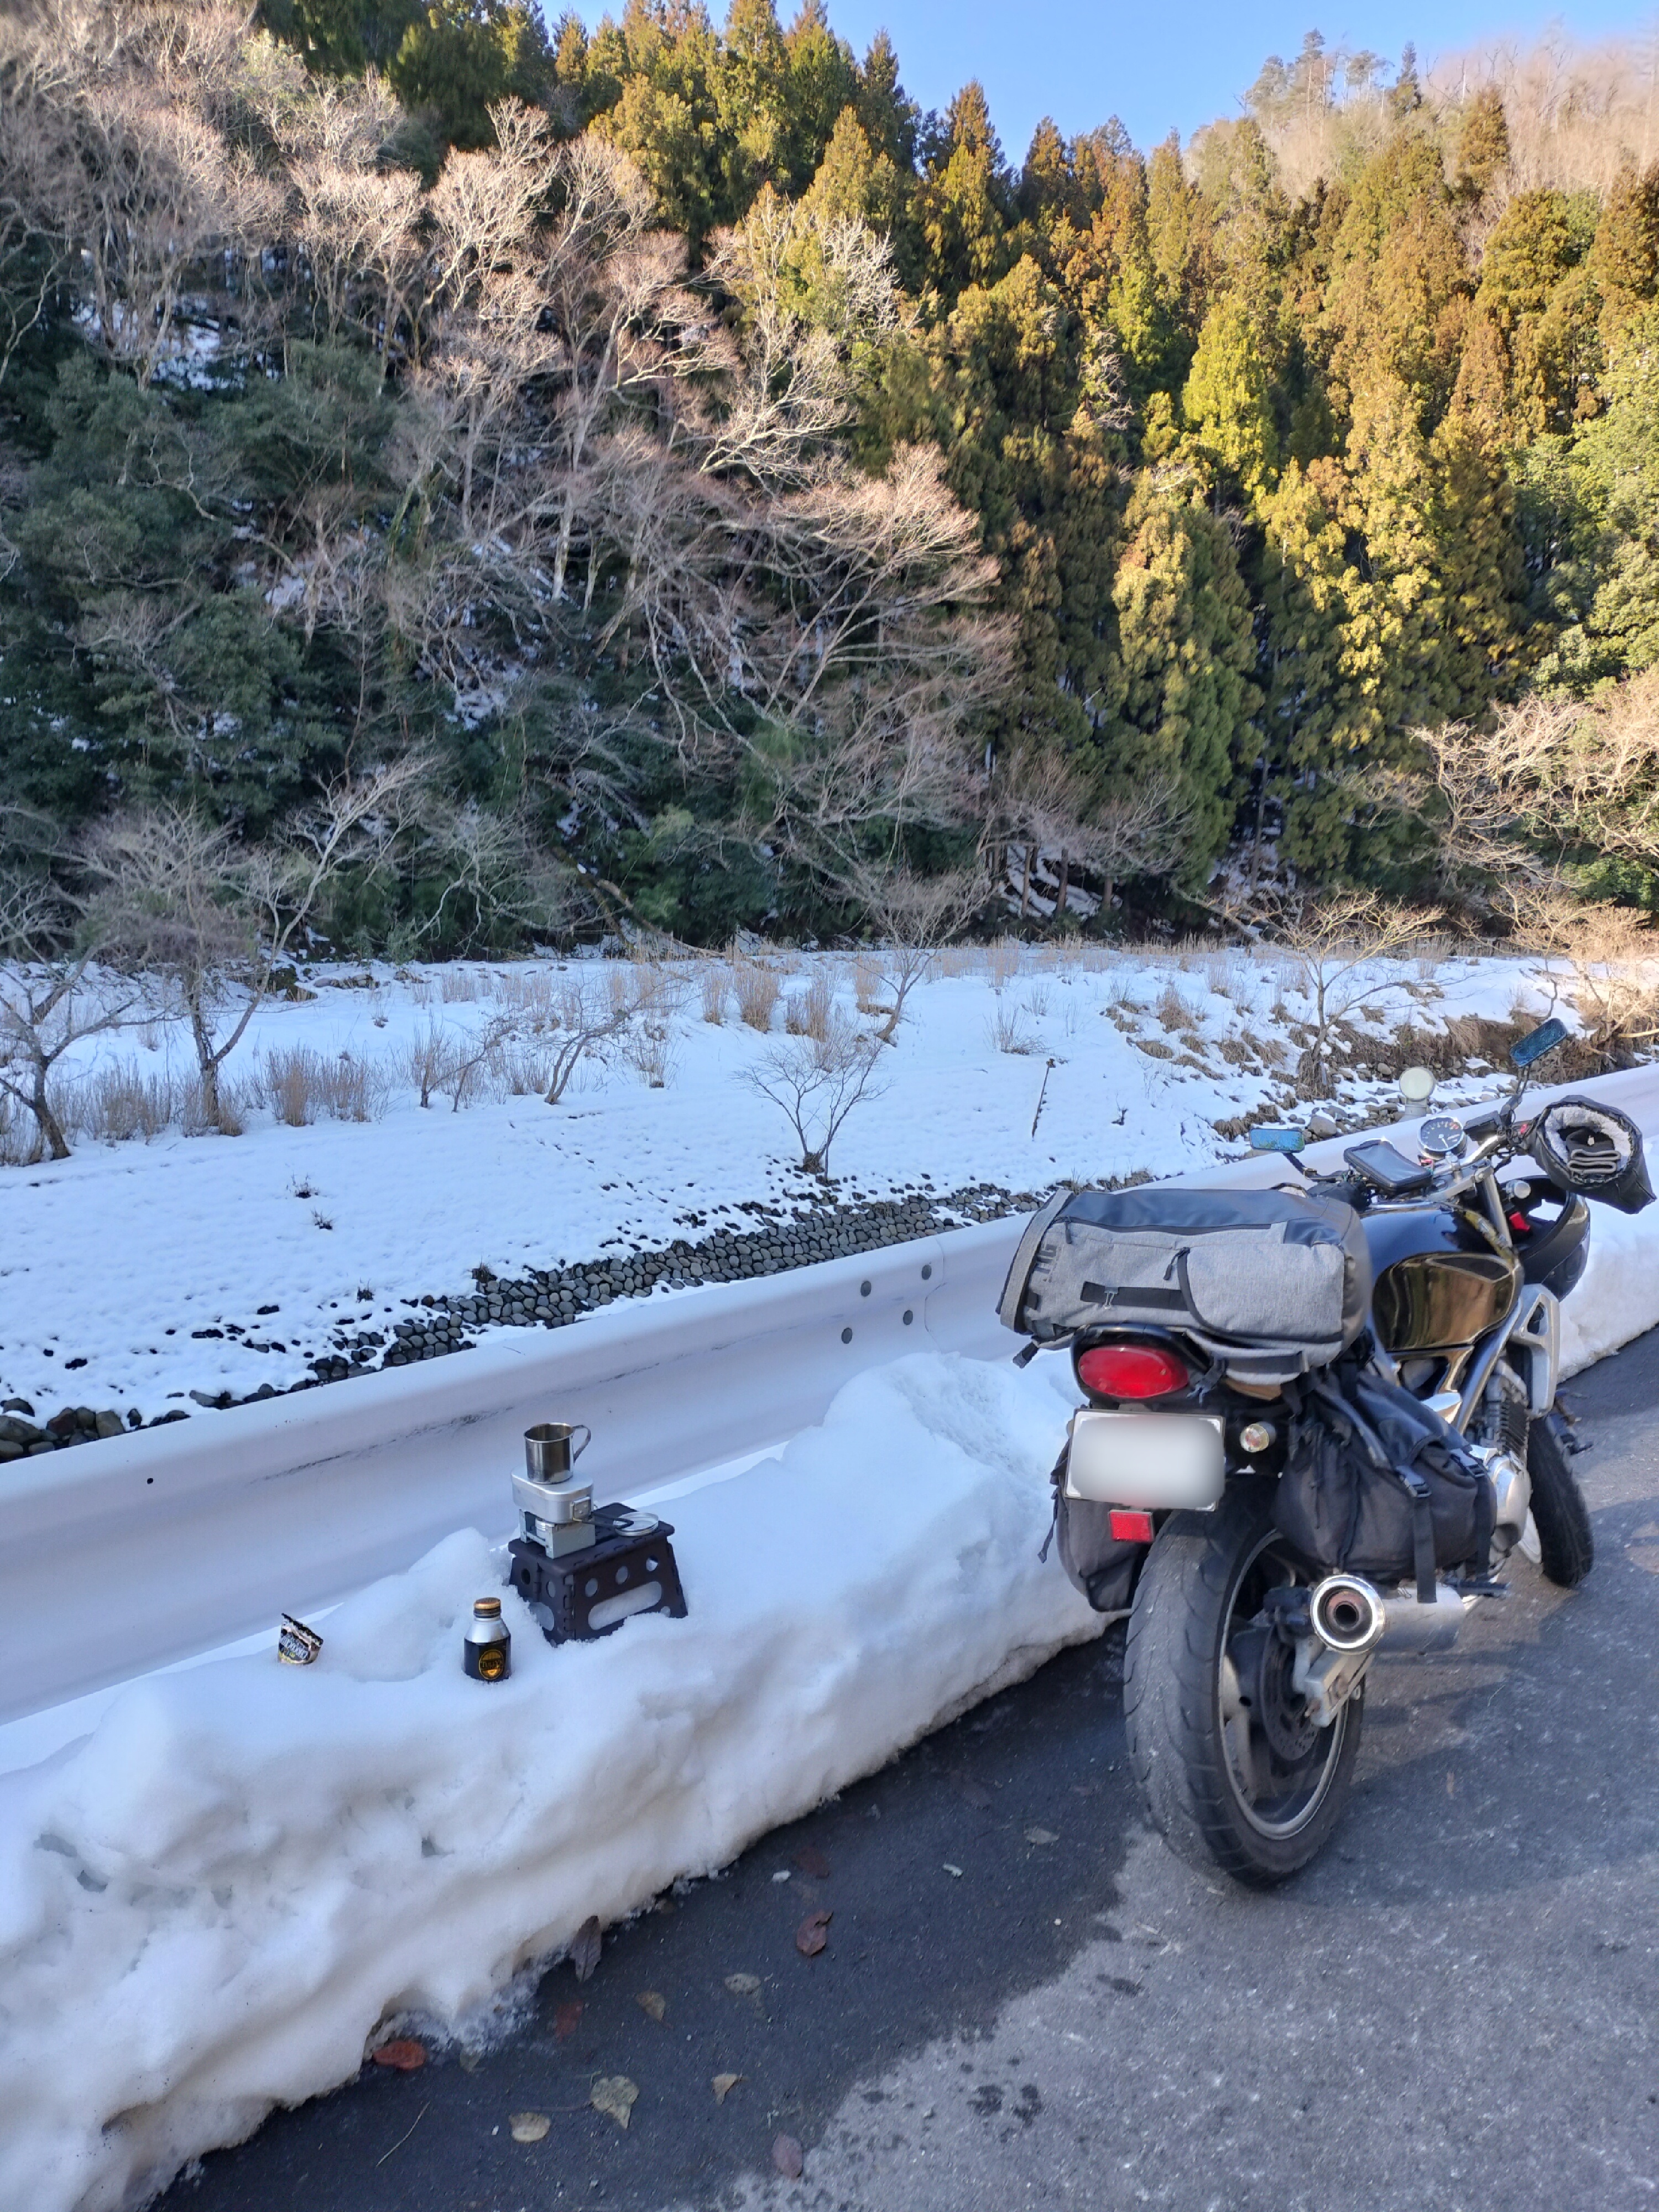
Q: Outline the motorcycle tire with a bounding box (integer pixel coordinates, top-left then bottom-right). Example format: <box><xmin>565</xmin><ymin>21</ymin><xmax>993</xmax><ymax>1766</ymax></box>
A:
<box><xmin>1124</xmin><ymin>1479</ymin><xmax>1363</xmax><ymax>1887</ymax></box>
<box><xmin>1526</xmin><ymin>1411</ymin><xmax>1594</xmax><ymax>1588</ymax></box>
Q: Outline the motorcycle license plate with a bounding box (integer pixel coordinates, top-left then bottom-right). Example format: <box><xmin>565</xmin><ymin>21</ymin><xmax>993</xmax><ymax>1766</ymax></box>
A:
<box><xmin>1065</xmin><ymin>1410</ymin><xmax>1225</xmax><ymax>1511</ymax></box>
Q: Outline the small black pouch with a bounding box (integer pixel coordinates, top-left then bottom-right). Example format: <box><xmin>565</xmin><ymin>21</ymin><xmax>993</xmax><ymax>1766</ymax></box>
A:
<box><xmin>1045</xmin><ymin>1448</ymin><xmax>1144</xmax><ymax>1614</ymax></box>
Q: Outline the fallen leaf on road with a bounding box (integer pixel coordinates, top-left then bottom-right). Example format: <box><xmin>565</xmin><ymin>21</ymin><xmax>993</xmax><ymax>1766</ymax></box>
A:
<box><xmin>570</xmin><ymin>1916</ymin><xmax>602</xmax><ymax>1982</ymax></box>
<box><xmin>724</xmin><ymin>1973</ymin><xmax>761</xmax><ymax>1996</ymax></box>
<box><xmin>712</xmin><ymin>2073</ymin><xmax>744</xmax><ymax>2104</ymax></box>
<box><xmin>791</xmin><ymin>1844</ymin><xmax>831</xmax><ymax>1879</ymax></box>
<box><xmin>942</xmin><ymin>1864</ymin><xmax>963</xmax><ymax>1877</ymax></box>
<box><xmin>591</xmin><ymin>2076</ymin><xmax>638</xmax><ymax>2130</ymax></box>
<box><xmin>554</xmin><ymin>2000</ymin><xmax>583</xmax><ymax>2041</ymax></box>
<box><xmin>509</xmin><ymin>2112</ymin><xmax>551</xmax><ymax>2144</ymax></box>
<box><xmin>1024</xmin><ymin>1828</ymin><xmax>1058</xmax><ymax>1846</ymax></box>
<box><xmin>458</xmin><ymin>2050</ymin><xmax>481</xmax><ymax>2074</ymax></box>
<box><xmin>959</xmin><ymin>1781</ymin><xmax>993</xmax><ymax>1809</ymax></box>
<box><xmin>773</xmin><ymin>2132</ymin><xmax>804</xmax><ymax>2179</ymax></box>
<box><xmin>370</xmin><ymin>2039</ymin><xmax>426</xmax><ymax>2072</ymax></box>
<box><xmin>795</xmin><ymin>1910</ymin><xmax>831</xmax><ymax>1958</ymax></box>
<box><xmin>636</xmin><ymin>1990</ymin><xmax>666</xmax><ymax>2022</ymax></box>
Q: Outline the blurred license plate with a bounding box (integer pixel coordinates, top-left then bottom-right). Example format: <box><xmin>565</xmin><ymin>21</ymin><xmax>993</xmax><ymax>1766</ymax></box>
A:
<box><xmin>1065</xmin><ymin>1410</ymin><xmax>1225</xmax><ymax>1511</ymax></box>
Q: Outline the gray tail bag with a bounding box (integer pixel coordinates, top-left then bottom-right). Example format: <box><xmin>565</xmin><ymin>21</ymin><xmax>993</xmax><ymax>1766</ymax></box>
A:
<box><xmin>998</xmin><ymin>1184</ymin><xmax>1373</xmax><ymax>1385</ymax></box>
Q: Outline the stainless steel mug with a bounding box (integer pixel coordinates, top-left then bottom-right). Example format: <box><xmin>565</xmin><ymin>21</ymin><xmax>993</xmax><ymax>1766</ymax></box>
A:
<box><xmin>524</xmin><ymin>1421</ymin><xmax>591</xmax><ymax>1483</ymax></box>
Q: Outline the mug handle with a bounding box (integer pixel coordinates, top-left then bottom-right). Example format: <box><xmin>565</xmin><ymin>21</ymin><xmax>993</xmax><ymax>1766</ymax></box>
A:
<box><xmin>570</xmin><ymin>1424</ymin><xmax>592</xmax><ymax>1463</ymax></box>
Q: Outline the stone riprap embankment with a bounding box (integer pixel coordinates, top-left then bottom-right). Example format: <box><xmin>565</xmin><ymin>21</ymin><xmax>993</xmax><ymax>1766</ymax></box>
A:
<box><xmin>1</xmin><ymin>1179</ymin><xmax>1041</xmax><ymax>1458</ymax></box>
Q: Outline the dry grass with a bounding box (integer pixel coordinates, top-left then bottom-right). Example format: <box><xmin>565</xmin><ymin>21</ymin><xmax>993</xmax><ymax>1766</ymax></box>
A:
<box><xmin>785</xmin><ymin>971</ymin><xmax>834</xmax><ymax>1042</ymax></box>
<box><xmin>699</xmin><ymin>961</ymin><xmax>727</xmax><ymax>1025</ymax></box>
<box><xmin>987</xmin><ymin>942</ymin><xmax>1020</xmax><ymax>994</ymax></box>
<box><xmin>72</xmin><ymin>1060</ymin><xmax>177</xmax><ymax>1142</ymax></box>
<box><xmin>263</xmin><ymin>1046</ymin><xmax>386</xmax><ymax>1125</ymax></box>
<box><xmin>989</xmin><ymin>1001</ymin><xmax>1038</xmax><ymax>1055</ymax></box>
<box><xmin>489</xmin><ymin>1039</ymin><xmax>558</xmax><ymax>1095</ymax></box>
<box><xmin>624</xmin><ymin>1012</ymin><xmax>677</xmax><ymax>1088</ymax></box>
<box><xmin>732</xmin><ymin>955</ymin><xmax>780</xmax><ymax>1033</ymax></box>
<box><xmin>440</xmin><ymin>967</ymin><xmax>489</xmax><ymax>1003</ymax></box>
<box><xmin>1156</xmin><ymin>982</ymin><xmax>1201</xmax><ymax>1034</ymax></box>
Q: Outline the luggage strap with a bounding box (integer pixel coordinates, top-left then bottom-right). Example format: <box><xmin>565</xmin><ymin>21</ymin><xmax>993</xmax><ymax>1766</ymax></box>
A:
<box><xmin>1398</xmin><ymin>1468</ymin><xmax>1438</xmax><ymax>1605</ymax></box>
<box><xmin>1322</xmin><ymin>1371</ymin><xmax>1439</xmax><ymax>1603</ymax></box>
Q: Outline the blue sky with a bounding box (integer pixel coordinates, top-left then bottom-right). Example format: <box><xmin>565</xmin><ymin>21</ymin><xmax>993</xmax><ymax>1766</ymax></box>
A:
<box><xmin>576</xmin><ymin>2</ymin><xmax>1655</xmax><ymax>161</ymax></box>
<box><xmin>822</xmin><ymin>2</ymin><xmax>1654</xmax><ymax>155</ymax></box>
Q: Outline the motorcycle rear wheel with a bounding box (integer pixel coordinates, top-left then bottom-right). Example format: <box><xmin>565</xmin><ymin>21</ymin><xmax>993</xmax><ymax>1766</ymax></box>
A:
<box><xmin>1124</xmin><ymin>1480</ymin><xmax>1363</xmax><ymax>1887</ymax></box>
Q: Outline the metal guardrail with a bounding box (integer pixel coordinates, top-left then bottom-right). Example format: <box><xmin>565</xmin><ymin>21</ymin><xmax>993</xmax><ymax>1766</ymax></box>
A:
<box><xmin>4</xmin><ymin>1063</ymin><xmax>1656</xmax><ymax>1728</ymax></box>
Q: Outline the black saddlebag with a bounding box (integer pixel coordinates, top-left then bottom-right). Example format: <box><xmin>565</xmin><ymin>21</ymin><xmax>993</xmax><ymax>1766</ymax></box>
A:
<box><xmin>1045</xmin><ymin>1451</ymin><xmax>1142</xmax><ymax>1614</ymax></box>
<box><xmin>999</xmin><ymin>1184</ymin><xmax>1372</xmax><ymax>1384</ymax></box>
<box><xmin>1272</xmin><ymin>1367</ymin><xmax>1496</xmax><ymax>1598</ymax></box>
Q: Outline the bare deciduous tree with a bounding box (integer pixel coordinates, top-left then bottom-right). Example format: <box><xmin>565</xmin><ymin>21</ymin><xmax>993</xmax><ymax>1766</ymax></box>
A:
<box><xmin>91</xmin><ymin>758</ymin><xmax>426</xmax><ymax>1129</ymax></box>
<box><xmin>989</xmin><ymin>747</ymin><xmax>1192</xmax><ymax>925</ymax></box>
<box><xmin>1277</xmin><ymin>892</ymin><xmax>1443</xmax><ymax>1089</ymax></box>
<box><xmin>839</xmin><ymin>864</ymin><xmax>989</xmax><ymax>1043</ymax></box>
<box><xmin>740</xmin><ymin>1013</ymin><xmax>889</xmax><ymax>1176</ymax></box>
<box><xmin>0</xmin><ymin>843</ymin><xmax>137</xmax><ymax>1160</ymax></box>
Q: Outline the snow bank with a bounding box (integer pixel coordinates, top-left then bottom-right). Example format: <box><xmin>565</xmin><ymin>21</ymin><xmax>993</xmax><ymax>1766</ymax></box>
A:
<box><xmin>0</xmin><ymin>1351</ymin><xmax>1097</xmax><ymax>2212</ymax></box>
<box><xmin>1559</xmin><ymin>1196</ymin><xmax>1659</xmax><ymax>1375</ymax></box>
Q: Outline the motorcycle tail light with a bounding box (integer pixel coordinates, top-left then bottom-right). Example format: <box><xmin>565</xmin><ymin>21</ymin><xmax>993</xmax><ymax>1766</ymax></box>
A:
<box><xmin>1108</xmin><ymin>1508</ymin><xmax>1155</xmax><ymax>1544</ymax></box>
<box><xmin>1076</xmin><ymin>1343</ymin><xmax>1190</xmax><ymax>1400</ymax></box>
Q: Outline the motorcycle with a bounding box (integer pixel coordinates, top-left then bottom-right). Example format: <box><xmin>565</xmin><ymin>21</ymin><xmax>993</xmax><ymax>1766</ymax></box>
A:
<box><xmin>1003</xmin><ymin>1020</ymin><xmax>1653</xmax><ymax>1886</ymax></box>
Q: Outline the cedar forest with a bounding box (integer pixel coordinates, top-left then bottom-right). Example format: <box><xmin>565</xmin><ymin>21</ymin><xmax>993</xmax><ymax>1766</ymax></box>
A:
<box><xmin>2</xmin><ymin>0</ymin><xmax>1658</xmax><ymax>954</ymax></box>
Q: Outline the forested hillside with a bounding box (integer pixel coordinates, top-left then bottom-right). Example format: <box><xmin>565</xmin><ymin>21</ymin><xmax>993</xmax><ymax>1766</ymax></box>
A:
<box><xmin>2</xmin><ymin>1</ymin><xmax>1657</xmax><ymax>951</ymax></box>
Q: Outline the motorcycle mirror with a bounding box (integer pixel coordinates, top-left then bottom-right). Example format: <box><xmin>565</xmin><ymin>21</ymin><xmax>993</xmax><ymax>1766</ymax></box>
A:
<box><xmin>1249</xmin><ymin>1125</ymin><xmax>1307</xmax><ymax>1153</ymax></box>
<box><xmin>1398</xmin><ymin>1065</ymin><xmax>1436</xmax><ymax>1104</ymax></box>
<box><xmin>1510</xmin><ymin>1016</ymin><xmax>1569</xmax><ymax>1070</ymax></box>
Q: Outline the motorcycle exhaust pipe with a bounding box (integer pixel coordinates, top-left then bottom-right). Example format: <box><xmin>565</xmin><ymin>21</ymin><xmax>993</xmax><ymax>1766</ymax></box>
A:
<box><xmin>1378</xmin><ymin>1583</ymin><xmax>1465</xmax><ymax>1654</ymax></box>
<box><xmin>1308</xmin><ymin>1573</ymin><xmax>1466</xmax><ymax>1657</ymax></box>
<box><xmin>1310</xmin><ymin>1574</ymin><xmax>1387</xmax><ymax>1653</ymax></box>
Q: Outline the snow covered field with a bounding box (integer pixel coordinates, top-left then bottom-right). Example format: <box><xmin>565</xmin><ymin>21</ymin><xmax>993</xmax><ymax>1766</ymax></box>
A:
<box><xmin>2</xmin><ymin>942</ymin><xmax>1554</xmax><ymax>1422</ymax></box>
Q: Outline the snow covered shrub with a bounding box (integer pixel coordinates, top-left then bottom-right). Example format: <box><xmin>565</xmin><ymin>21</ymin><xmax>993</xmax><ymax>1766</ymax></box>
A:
<box><xmin>733</xmin><ymin>956</ymin><xmax>780</xmax><ymax>1032</ymax></box>
<box><xmin>785</xmin><ymin>972</ymin><xmax>834</xmax><ymax>1042</ymax></box>
<box><xmin>740</xmin><ymin>1014</ymin><xmax>889</xmax><ymax>1176</ymax></box>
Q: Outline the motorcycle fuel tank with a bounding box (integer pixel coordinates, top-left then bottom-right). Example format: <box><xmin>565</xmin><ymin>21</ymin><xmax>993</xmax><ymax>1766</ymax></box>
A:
<box><xmin>1364</xmin><ymin>1206</ymin><xmax>1521</xmax><ymax>1356</ymax></box>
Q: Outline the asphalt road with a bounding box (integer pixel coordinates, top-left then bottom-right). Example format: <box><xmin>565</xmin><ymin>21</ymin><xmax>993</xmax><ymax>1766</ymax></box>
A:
<box><xmin>160</xmin><ymin>1329</ymin><xmax>1659</xmax><ymax>2212</ymax></box>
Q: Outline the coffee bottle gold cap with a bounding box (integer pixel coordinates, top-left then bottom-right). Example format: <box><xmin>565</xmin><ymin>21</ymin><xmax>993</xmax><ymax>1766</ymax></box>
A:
<box><xmin>473</xmin><ymin>1596</ymin><xmax>503</xmax><ymax>1617</ymax></box>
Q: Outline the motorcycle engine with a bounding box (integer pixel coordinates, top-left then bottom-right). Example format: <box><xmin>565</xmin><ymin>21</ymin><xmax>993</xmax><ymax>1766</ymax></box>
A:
<box><xmin>1472</xmin><ymin>1367</ymin><xmax>1532</xmax><ymax>1553</ymax></box>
